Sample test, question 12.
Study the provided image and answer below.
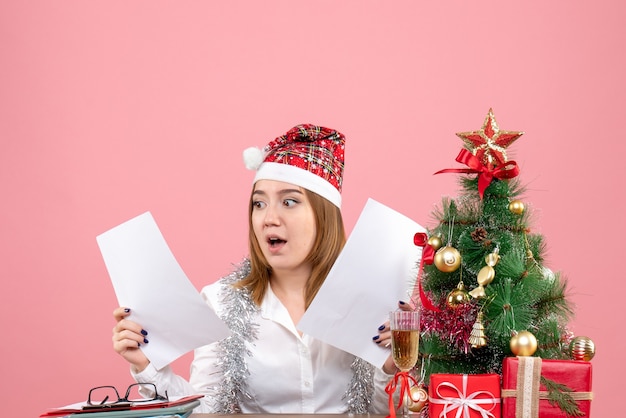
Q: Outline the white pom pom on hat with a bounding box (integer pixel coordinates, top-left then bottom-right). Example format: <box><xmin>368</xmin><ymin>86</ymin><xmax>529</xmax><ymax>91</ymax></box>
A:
<box><xmin>242</xmin><ymin>147</ymin><xmax>266</xmax><ymax>171</ymax></box>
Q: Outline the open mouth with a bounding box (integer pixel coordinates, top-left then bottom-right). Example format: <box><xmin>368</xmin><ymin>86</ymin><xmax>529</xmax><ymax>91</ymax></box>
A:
<box><xmin>268</xmin><ymin>237</ymin><xmax>286</xmax><ymax>247</ymax></box>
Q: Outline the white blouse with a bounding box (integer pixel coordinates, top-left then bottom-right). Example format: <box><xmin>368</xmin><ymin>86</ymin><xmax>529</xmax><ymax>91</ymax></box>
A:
<box><xmin>133</xmin><ymin>280</ymin><xmax>393</xmax><ymax>413</ymax></box>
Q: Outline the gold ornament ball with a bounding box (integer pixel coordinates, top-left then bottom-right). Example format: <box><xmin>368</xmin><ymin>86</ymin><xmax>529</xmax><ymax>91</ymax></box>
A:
<box><xmin>427</xmin><ymin>235</ymin><xmax>443</xmax><ymax>251</ymax></box>
<box><xmin>447</xmin><ymin>283</ymin><xmax>470</xmax><ymax>308</ymax></box>
<box><xmin>570</xmin><ymin>336</ymin><xmax>595</xmax><ymax>361</ymax></box>
<box><xmin>510</xmin><ymin>330</ymin><xmax>538</xmax><ymax>356</ymax></box>
<box><xmin>408</xmin><ymin>386</ymin><xmax>429</xmax><ymax>412</ymax></box>
<box><xmin>509</xmin><ymin>200</ymin><xmax>525</xmax><ymax>215</ymax></box>
<box><xmin>434</xmin><ymin>246</ymin><xmax>462</xmax><ymax>272</ymax></box>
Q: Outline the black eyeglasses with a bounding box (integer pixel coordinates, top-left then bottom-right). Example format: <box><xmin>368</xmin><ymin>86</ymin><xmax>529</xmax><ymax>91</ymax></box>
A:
<box><xmin>86</xmin><ymin>383</ymin><xmax>169</xmax><ymax>407</ymax></box>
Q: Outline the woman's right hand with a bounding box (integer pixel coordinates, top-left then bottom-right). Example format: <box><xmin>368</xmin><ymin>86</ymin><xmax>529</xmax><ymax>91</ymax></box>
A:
<box><xmin>112</xmin><ymin>307</ymin><xmax>150</xmax><ymax>373</ymax></box>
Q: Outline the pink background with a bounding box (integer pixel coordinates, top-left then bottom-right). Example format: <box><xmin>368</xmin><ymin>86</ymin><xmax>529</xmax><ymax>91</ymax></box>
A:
<box><xmin>1</xmin><ymin>2</ymin><xmax>624</xmax><ymax>416</ymax></box>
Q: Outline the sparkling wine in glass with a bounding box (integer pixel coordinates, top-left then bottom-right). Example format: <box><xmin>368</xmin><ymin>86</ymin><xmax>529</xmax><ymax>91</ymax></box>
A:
<box><xmin>391</xmin><ymin>328</ymin><xmax>419</xmax><ymax>371</ymax></box>
<box><xmin>389</xmin><ymin>310</ymin><xmax>420</xmax><ymax>417</ymax></box>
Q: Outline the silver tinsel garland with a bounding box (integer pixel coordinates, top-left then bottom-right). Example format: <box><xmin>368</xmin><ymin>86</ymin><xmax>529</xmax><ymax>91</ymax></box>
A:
<box><xmin>211</xmin><ymin>258</ymin><xmax>375</xmax><ymax>414</ymax></box>
<box><xmin>212</xmin><ymin>259</ymin><xmax>258</xmax><ymax>413</ymax></box>
<box><xmin>343</xmin><ymin>357</ymin><xmax>376</xmax><ymax>414</ymax></box>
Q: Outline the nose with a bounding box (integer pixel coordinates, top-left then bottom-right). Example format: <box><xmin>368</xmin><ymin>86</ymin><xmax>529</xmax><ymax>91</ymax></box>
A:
<box><xmin>263</xmin><ymin>203</ymin><xmax>280</xmax><ymax>226</ymax></box>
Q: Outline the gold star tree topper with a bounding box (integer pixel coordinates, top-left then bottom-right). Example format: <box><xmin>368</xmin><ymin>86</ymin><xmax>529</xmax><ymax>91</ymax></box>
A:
<box><xmin>456</xmin><ymin>109</ymin><xmax>524</xmax><ymax>168</ymax></box>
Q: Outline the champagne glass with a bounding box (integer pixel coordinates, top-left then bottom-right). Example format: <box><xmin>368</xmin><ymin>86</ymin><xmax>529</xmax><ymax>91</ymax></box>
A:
<box><xmin>389</xmin><ymin>310</ymin><xmax>420</xmax><ymax>417</ymax></box>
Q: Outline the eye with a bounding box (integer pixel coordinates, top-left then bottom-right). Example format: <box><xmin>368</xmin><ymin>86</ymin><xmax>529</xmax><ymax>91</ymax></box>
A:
<box><xmin>283</xmin><ymin>198</ymin><xmax>298</xmax><ymax>207</ymax></box>
<box><xmin>252</xmin><ymin>201</ymin><xmax>266</xmax><ymax>209</ymax></box>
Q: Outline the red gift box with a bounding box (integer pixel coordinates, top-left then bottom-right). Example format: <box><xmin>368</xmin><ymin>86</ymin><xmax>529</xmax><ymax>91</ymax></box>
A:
<box><xmin>429</xmin><ymin>373</ymin><xmax>501</xmax><ymax>418</ymax></box>
<box><xmin>501</xmin><ymin>357</ymin><xmax>593</xmax><ymax>418</ymax></box>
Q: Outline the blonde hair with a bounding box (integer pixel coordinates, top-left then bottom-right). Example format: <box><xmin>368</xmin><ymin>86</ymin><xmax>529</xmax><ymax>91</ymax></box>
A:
<box><xmin>234</xmin><ymin>188</ymin><xmax>346</xmax><ymax>309</ymax></box>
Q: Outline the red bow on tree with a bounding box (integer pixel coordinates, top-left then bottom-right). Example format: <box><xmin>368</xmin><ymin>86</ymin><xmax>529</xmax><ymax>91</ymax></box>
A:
<box><xmin>435</xmin><ymin>149</ymin><xmax>520</xmax><ymax>199</ymax></box>
<box><xmin>411</xmin><ymin>232</ymin><xmax>441</xmax><ymax>312</ymax></box>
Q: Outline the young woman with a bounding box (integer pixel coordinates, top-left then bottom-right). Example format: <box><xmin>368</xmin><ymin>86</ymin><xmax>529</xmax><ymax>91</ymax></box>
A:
<box><xmin>112</xmin><ymin>124</ymin><xmax>401</xmax><ymax>413</ymax></box>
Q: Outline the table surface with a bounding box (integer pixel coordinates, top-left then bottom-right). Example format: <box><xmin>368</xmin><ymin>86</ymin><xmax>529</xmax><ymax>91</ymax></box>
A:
<box><xmin>190</xmin><ymin>415</ymin><xmax>386</xmax><ymax>417</ymax></box>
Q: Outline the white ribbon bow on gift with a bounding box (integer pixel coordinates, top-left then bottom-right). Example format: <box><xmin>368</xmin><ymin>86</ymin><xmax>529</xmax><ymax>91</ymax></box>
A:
<box><xmin>429</xmin><ymin>374</ymin><xmax>500</xmax><ymax>418</ymax></box>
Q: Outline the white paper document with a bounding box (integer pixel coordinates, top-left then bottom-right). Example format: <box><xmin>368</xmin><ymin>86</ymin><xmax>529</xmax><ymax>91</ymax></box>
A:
<box><xmin>297</xmin><ymin>198</ymin><xmax>426</xmax><ymax>369</ymax></box>
<box><xmin>96</xmin><ymin>212</ymin><xmax>230</xmax><ymax>370</ymax></box>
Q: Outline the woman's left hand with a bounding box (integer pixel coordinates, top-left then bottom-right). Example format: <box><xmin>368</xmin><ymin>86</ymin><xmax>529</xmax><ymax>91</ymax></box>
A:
<box><xmin>373</xmin><ymin>301</ymin><xmax>414</xmax><ymax>374</ymax></box>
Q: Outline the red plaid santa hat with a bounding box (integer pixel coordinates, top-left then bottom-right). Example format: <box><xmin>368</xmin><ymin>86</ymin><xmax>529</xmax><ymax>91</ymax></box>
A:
<box><xmin>243</xmin><ymin>124</ymin><xmax>345</xmax><ymax>208</ymax></box>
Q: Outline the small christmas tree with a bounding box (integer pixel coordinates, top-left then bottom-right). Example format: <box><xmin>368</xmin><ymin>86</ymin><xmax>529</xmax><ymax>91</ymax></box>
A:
<box><xmin>414</xmin><ymin>109</ymin><xmax>575</xmax><ymax>382</ymax></box>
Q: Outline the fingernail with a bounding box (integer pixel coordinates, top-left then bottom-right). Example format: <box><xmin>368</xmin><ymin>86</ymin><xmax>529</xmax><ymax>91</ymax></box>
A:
<box><xmin>372</xmin><ymin>335</ymin><xmax>380</xmax><ymax>341</ymax></box>
<box><xmin>143</xmin><ymin>338</ymin><xmax>149</xmax><ymax>344</ymax></box>
<box><xmin>141</xmin><ymin>329</ymin><xmax>148</xmax><ymax>336</ymax></box>
<box><xmin>124</xmin><ymin>308</ymin><xmax>131</xmax><ymax>313</ymax></box>
<box><xmin>399</xmin><ymin>300</ymin><xmax>406</xmax><ymax>305</ymax></box>
<box><xmin>137</xmin><ymin>342</ymin><xmax>141</xmax><ymax>347</ymax></box>
<box><xmin>378</xmin><ymin>325</ymin><xmax>385</xmax><ymax>331</ymax></box>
